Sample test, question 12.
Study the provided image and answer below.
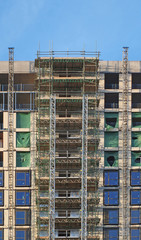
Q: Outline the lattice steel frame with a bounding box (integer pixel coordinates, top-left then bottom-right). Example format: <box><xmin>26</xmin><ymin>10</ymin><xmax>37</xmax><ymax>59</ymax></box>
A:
<box><xmin>122</xmin><ymin>47</ymin><xmax>129</xmax><ymax>240</ymax></box>
<box><xmin>49</xmin><ymin>94</ymin><xmax>56</xmax><ymax>240</ymax></box>
<box><xmin>8</xmin><ymin>47</ymin><xmax>14</xmax><ymax>240</ymax></box>
<box><xmin>81</xmin><ymin>94</ymin><xmax>88</xmax><ymax>240</ymax></box>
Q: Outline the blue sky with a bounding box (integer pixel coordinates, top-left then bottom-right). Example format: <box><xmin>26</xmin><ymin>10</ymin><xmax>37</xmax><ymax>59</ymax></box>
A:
<box><xmin>0</xmin><ymin>0</ymin><xmax>141</xmax><ymax>61</ymax></box>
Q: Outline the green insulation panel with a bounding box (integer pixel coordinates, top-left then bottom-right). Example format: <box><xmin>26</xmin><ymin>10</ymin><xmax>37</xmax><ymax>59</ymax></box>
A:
<box><xmin>16</xmin><ymin>113</ymin><xmax>30</xmax><ymax>128</ymax></box>
<box><xmin>104</xmin><ymin>151</ymin><xmax>118</xmax><ymax>167</ymax></box>
<box><xmin>105</xmin><ymin>112</ymin><xmax>118</xmax><ymax>130</ymax></box>
<box><xmin>104</xmin><ymin>132</ymin><xmax>118</xmax><ymax>147</ymax></box>
<box><xmin>16</xmin><ymin>132</ymin><xmax>30</xmax><ymax>148</ymax></box>
<box><xmin>132</xmin><ymin>132</ymin><xmax>141</xmax><ymax>147</ymax></box>
<box><xmin>16</xmin><ymin>152</ymin><xmax>30</xmax><ymax>167</ymax></box>
<box><xmin>132</xmin><ymin>151</ymin><xmax>141</xmax><ymax>166</ymax></box>
<box><xmin>132</xmin><ymin>113</ymin><xmax>141</xmax><ymax>128</ymax></box>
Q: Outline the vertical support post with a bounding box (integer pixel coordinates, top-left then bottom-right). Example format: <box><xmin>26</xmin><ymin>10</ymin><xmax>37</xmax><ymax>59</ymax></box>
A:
<box><xmin>3</xmin><ymin>93</ymin><xmax>4</xmax><ymax>111</ymax></box>
<box><xmin>8</xmin><ymin>47</ymin><xmax>14</xmax><ymax>240</ymax></box>
<box><xmin>122</xmin><ymin>47</ymin><xmax>129</xmax><ymax>240</ymax></box>
<box><xmin>81</xmin><ymin>94</ymin><xmax>88</xmax><ymax>240</ymax></box>
<box><xmin>15</xmin><ymin>92</ymin><xmax>16</xmax><ymax>110</ymax></box>
<box><xmin>49</xmin><ymin>94</ymin><xmax>56</xmax><ymax>240</ymax></box>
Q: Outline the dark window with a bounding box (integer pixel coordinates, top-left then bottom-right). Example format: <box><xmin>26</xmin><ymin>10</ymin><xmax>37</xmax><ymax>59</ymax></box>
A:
<box><xmin>104</xmin><ymin>228</ymin><xmax>119</xmax><ymax>240</ymax></box>
<box><xmin>131</xmin><ymin>190</ymin><xmax>141</xmax><ymax>205</ymax></box>
<box><xmin>0</xmin><ymin>229</ymin><xmax>3</xmax><ymax>240</ymax></box>
<box><xmin>132</xmin><ymin>117</ymin><xmax>141</xmax><ymax>127</ymax></box>
<box><xmin>107</xmin><ymin>156</ymin><xmax>116</xmax><ymax>166</ymax></box>
<box><xmin>104</xmin><ymin>209</ymin><xmax>119</xmax><ymax>225</ymax></box>
<box><xmin>105</xmin><ymin>73</ymin><xmax>119</xmax><ymax>89</ymax></box>
<box><xmin>104</xmin><ymin>171</ymin><xmax>119</xmax><ymax>186</ymax></box>
<box><xmin>15</xmin><ymin>210</ymin><xmax>31</xmax><ymax>225</ymax></box>
<box><xmin>106</xmin><ymin>118</ymin><xmax>117</xmax><ymax>128</ymax></box>
<box><xmin>0</xmin><ymin>153</ymin><xmax>3</xmax><ymax>167</ymax></box>
<box><xmin>132</xmin><ymin>73</ymin><xmax>141</xmax><ymax>89</ymax></box>
<box><xmin>0</xmin><ymin>172</ymin><xmax>3</xmax><ymax>186</ymax></box>
<box><xmin>131</xmin><ymin>171</ymin><xmax>141</xmax><ymax>186</ymax></box>
<box><xmin>15</xmin><ymin>172</ymin><xmax>30</xmax><ymax>187</ymax></box>
<box><xmin>16</xmin><ymin>191</ymin><xmax>30</xmax><ymax>206</ymax></box>
<box><xmin>131</xmin><ymin>209</ymin><xmax>141</xmax><ymax>224</ymax></box>
<box><xmin>131</xmin><ymin>228</ymin><xmax>141</xmax><ymax>240</ymax></box>
<box><xmin>105</xmin><ymin>93</ymin><xmax>119</xmax><ymax>108</ymax></box>
<box><xmin>0</xmin><ymin>210</ymin><xmax>3</xmax><ymax>225</ymax></box>
<box><xmin>132</xmin><ymin>93</ymin><xmax>141</xmax><ymax>108</ymax></box>
<box><xmin>0</xmin><ymin>191</ymin><xmax>4</xmax><ymax>206</ymax></box>
<box><xmin>58</xmin><ymin>231</ymin><xmax>66</xmax><ymax>237</ymax></box>
<box><xmin>15</xmin><ymin>230</ymin><xmax>31</xmax><ymax>240</ymax></box>
<box><xmin>104</xmin><ymin>190</ymin><xmax>119</xmax><ymax>206</ymax></box>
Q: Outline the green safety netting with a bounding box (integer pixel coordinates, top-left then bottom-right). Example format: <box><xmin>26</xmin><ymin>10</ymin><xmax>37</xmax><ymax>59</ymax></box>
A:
<box><xmin>16</xmin><ymin>113</ymin><xmax>30</xmax><ymax>128</ymax></box>
<box><xmin>131</xmin><ymin>151</ymin><xmax>141</xmax><ymax>166</ymax></box>
<box><xmin>16</xmin><ymin>132</ymin><xmax>30</xmax><ymax>148</ymax></box>
<box><xmin>16</xmin><ymin>152</ymin><xmax>30</xmax><ymax>167</ymax></box>
<box><xmin>105</xmin><ymin>113</ymin><xmax>118</xmax><ymax>130</ymax></box>
<box><xmin>104</xmin><ymin>132</ymin><xmax>118</xmax><ymax>147</ymax></box>
<box><xmin>132</xmin><ymin>132</ymin><xmax>141</xmax><ymax>147</ymax></box>
<box><xmin>104</xmin><ymin>151</ymin><xmax>118</xmax><ymax>167</ymax></box>
<box><xmin>132</xmin><ymin>113</ymin><xmax>141</xmax><ymax>128</ymax></box>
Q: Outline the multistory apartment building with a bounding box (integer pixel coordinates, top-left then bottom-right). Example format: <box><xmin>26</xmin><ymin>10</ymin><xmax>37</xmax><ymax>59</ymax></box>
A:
<box><xmin>0</xmin><ymin>49</ymin><xmax>141</xmax><ymax>240</ymax></box>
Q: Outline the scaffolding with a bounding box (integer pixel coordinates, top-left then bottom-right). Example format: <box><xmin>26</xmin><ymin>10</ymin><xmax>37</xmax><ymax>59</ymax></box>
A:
<box><xmin>122</xmin><ymin>47</ymin><xmax>129</xmax><ymax>240</ymax></box>
<box><xmin>8</xmin><ymin>47</ymin><xmax>14</xmax><ymax>240</ymax></box>
<box><xmin>35</xmin><ymin>51</ymin><xmax>100</xmax><ymax>240</ymax></box>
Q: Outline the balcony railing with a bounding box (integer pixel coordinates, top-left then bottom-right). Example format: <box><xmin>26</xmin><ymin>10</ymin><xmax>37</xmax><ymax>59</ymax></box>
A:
<box><xmin>0</xmin><ymin>84</ymin><xmax>34</xmax><ymax>91</ymax></box>
<box><xmin>0</xmin><ymin>104</ymin><xmax>35</xmax><ymax>111</ymax></box>
<box><xmin>105</xmin><ymin>103</ymin><xmax>118</xmax><ymax>108</ymax></box>
<box><xmin>105</xmin><ymin>83</ymin><xmax>119</xmax><ymax>89</ymax></box>
<box><xmin>132</xmin><ymin>84</ymin><xmax>141</xmax><ymax>89</ymax></box>
<box><xmin>132</xmin><ymin>103</ymin><xmax>141</xmax><ymax>108</ymax></box>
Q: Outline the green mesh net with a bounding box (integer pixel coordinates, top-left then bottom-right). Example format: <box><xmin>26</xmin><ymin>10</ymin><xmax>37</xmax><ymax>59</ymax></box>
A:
<box><xmin>16</xmin><ymin>152</ymin><xmax>30</xmax><ymax>167</ymax></box>
<box><xmin>16</xmin><ymin>132</ymin><xmax>30</xmax><ymax>148</ymax></box>
<box><xmin>132</xmin><ymin>113</ymin><xmax>141</xmax><ymax>128</ymax></box>
<box><xmin>105</xmin><ymin>113</ymin><xmax>118</xmax><ymax>130</ymax></box>
<box><xmin>16</xmin><ymin>113</ymin><xmax>30</xmax><ymax>128</ymax></box>
<box><xmin>105</xmin><ymin>132</ymin><xmax>118</xmax><ymax>147</ymax></box>
<box><xmin>132</xmin><ymin>132</ymin><xmax>141</xmax><ymax>147</ymax></box>
<box><xmin>131</xmin><ymin>151</ymin><xmax>141</xmax><ymax>166</ymax></box>
<box><xmin>104</xmin><ymin>151</ymin><xmax>118</xmax><ymax>167</ymax></box>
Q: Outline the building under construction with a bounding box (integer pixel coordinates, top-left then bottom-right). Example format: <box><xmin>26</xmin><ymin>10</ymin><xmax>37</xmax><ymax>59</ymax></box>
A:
<box><xmin>0</xmin><ymin>48</ymin><xmax>140</xmax><ymax>239</ymax></box>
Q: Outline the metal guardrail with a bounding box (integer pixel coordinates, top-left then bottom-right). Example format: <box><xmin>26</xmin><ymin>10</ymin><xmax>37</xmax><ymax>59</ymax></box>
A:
<box><xmin>0</xmin><ymin>84</ymin><xmax>34</xmax><ymax>91</ymax></box>
<box><xmin>105</xmin><ymin>103</ymin><xmax>119</xmax><ymax>108</ymax></box>
<box><xmin>105</xmin><ymin>83</ymin><xmax>119</xmax><ymax>89</ymax></box>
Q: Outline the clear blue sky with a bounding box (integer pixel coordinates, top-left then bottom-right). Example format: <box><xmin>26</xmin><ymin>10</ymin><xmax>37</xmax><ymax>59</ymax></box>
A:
<box><xmin>0</xmin><ymin>0</ymin><xmax>140</xmax><ymax>61</ymax></box>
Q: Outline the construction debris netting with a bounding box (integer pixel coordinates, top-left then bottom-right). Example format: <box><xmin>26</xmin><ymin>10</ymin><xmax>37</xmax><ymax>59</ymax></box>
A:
<box><xmin>132</xmin><ymin>132</ymin><xmax>141</xmax><ymax>147</ymax></box>
<box><xmin>132</xmin><ymin>112</ymin><xmax>141</xmax><ymax>128</ymax></box>
<box><xmin>104</xmin><ymin>132</ymin><xmax>118</xmax><ymax>147</ymax></box>
<box><xmin>105</xmin><ymin>113</ymin><xmax>118</xmax><ymax>130</ymax></box>
<box><xmin>16</xmin><ymin>132</ymin><xmax>30</xmax><ymax>148</ymax></box>
<box><xmin>131</xmin><ymin>151</ymin><xmax>141</xmax><ymax>166</ymax></box>
<box><xmin>104</xmin><ymin>151</ymin><xmax>118</xmax><ymax>167</ymax></box>
<box><xmin>16</xmin><ymin>152</ymin><xmax>30</xmax><ymax>167</ymax></box>
<box><xmin>16</xmin><ymin>112</ymin><xmax>30</xmax><ymax>128</ymax></box>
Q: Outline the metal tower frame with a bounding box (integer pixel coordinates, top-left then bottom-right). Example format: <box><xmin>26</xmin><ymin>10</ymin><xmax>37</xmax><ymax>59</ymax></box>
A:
<box><xmin>81</xmin><ymin>94</ymin><xmax>88</xmax><ymax>240</ymax></box>
<box><xmin>49</xmin><ymin>94</ymin><xmax>56</xmax><ymax>240</ymax></box>
<box><xmin>122</xmin><ymin>47</ymin><xmax>129</xmax><ymax>240</ymax></box>
<box><xmin>8</xmin><ymin>47</ymin><xmax>14</xmax><ymax>240</ymax></box>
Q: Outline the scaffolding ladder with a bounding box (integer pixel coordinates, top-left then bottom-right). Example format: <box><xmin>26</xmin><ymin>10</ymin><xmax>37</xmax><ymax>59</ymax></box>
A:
<box><xmin>81</xmin><ymin>94</ymin><xmax>88</xmax><ymax>240</ymax></box>
<box><xmin>8</xmin><ymin>48</ymin><xmax>14</xmax><ymax>240</ymax></box>
<box><xmin>49</xmin><ymin>94</ymin><xmax>56</xmax><ymax>240</ymax></box>
<box><xmin>122</xmin><ymin>47</ymin><xmax>129</xmax><ymax>240</ymax></box>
